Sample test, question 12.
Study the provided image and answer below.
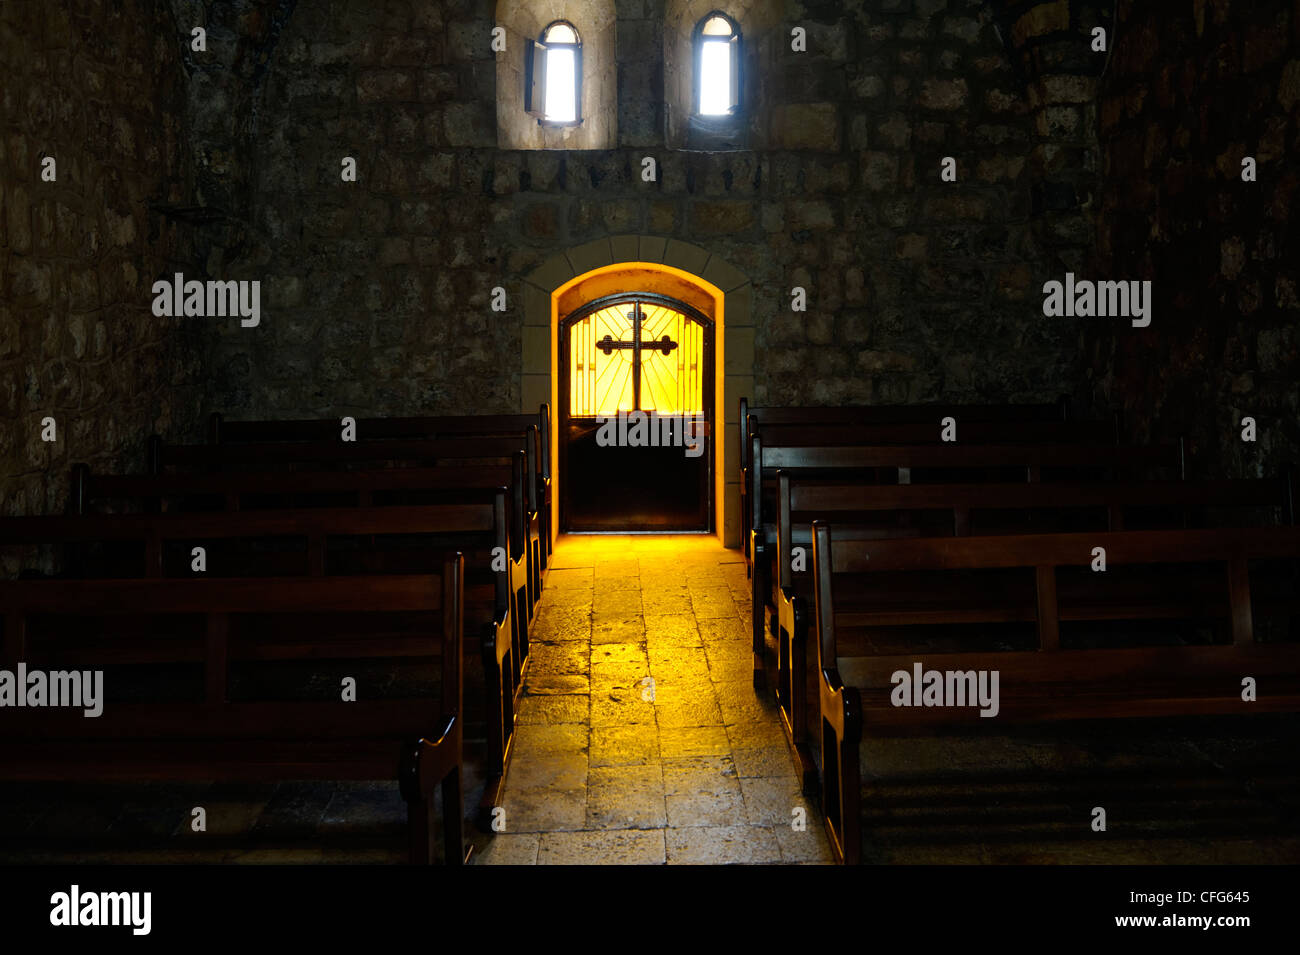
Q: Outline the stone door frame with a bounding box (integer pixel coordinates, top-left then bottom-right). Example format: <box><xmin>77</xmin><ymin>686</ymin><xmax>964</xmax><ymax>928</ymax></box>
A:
<box><xmin>521</xmin><ymin>236</ymin><xmax>754</xmax><ymax>547</ymax></box>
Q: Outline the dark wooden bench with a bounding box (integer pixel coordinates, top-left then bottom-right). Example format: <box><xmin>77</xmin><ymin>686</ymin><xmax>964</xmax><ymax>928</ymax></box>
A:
<box><xmin>806</xmin><ymin>523</ymin><xmax>1300</xmax><ymax>864</ymax></box>
<box><xmin>206</xmin><ymin>406</ymin><xmax>552</xmax><ymax>569</ymax></box>
<box><xmin>767</xmin><ymin>474</ymin><xmax>1295</xmax><ymax>792</ymax></box>
<box><xmin>747</xmin><ymin>438</ymin><xmax>1185</xmax><ymax>685</ymax></box>
<box><xmin>737</xmin><ymin>397</ymin><xmax>1078</xmax><ymax>553</ymax></box>
<box><xmin>71</xmin><ymin>458</ymin><xmax>532</xmax><ymax>634</ymax></box>
<box><xmin>741</xmin><ymin>416</ymin><xmax>1136</xmax><ymax>581</ymax></box>
<box><xmin>0</xmin><ymin>564</ymin><xmax>466</xmax><ymax>864</ymax></box>
<box><xmin>144</xmin><ymin>432</ymin><xmax>545</xmax><ymax>625</ymax></box>
<box><xmin>59</xmin><ymin>471</ymin><xmax>529</xmax><ymax>826</ymax></box>
<box><xmin>738</xmin><ymin>396</ymin><xmax>1074</xmax><ymax>475</ymax></box>
<box><xmin>750</xmin><ymin>419</ymin><xmax>1117</xmax><ymax>452</ymax></box>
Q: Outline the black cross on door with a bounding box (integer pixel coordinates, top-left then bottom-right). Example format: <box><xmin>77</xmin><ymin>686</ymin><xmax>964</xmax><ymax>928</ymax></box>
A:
<box><xmin>596</xmin><ymin>303</ymin><xmax>678</xmax><ymax>409</ymax></box>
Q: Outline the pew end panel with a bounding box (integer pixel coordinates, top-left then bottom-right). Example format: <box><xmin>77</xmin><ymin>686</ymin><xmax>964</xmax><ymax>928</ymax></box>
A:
<box><xmin>401</xmin><ymin>553</ymin><xmax>468</xmax><ymax>864</ymax></box>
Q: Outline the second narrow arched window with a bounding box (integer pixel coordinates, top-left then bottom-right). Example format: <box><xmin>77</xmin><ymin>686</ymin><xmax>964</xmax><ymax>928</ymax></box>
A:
<box><xmin>528</xmin><ymin>21</ymin><xmax>582</xmax><ymax>125</ymax></box>
<box><xmin>695</xmin><ymin>13</ymin><xmax>740</xmax><ymax>116</ymax></box>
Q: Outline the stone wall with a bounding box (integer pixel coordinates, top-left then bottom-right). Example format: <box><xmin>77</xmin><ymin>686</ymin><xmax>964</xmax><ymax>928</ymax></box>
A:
<box><xmin>208</xmin><ymin>0</ymin><xmax>1087</xmax><ymax>420</ymax></box>
<box><xmin>10</xmin><ymin>0</ymin><xmax>1293</xmax><ymax>521</ymax></box>
<box><xmin>1</xmin><ymin>0</ymin><xmax>205</xmax><ymax>521</ymax></box>
<box><xmin>1083</xmin><ymin>0</ymin><xmax>1300</xmax><ymax>479</ymax></box>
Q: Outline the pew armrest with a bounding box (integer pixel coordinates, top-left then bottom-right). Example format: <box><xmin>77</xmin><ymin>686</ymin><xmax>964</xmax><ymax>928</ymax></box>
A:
<box><xmin>399</xmin><ymin>715</ymin><xmax>461</xmax><ymax>804</ymax></box>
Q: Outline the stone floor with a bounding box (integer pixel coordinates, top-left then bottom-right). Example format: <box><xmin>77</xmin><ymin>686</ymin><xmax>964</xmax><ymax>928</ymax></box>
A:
<box><xmin>854</xmin><ymin>718</ymin><xmax>1300</xmax><ymax>864</ymax></box>
<box><xmin>0</xmin><ymin>779</ymin><xmax>413</xmax><ymax>864</ymax></box>
<box><xmin>472</xmin><ymin>534</ymin><xmax>833</xmax><ymax>865</ymax></box>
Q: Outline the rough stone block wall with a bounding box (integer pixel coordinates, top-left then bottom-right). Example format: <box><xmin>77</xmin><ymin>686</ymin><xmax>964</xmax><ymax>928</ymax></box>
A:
<box><xmin>1084</xmin><ymin>0</ymin><xmax>1300</xmax><ymax>479</ymax></box>
<box><xmin>207</xmin><ymin>0</ymin><xmax>1087</xmax><ymax>420</ymax></box>
<box><xmin>1</xmin><ymin>0</ymin><xmax>205</xmax><ymax>520</ymax></box>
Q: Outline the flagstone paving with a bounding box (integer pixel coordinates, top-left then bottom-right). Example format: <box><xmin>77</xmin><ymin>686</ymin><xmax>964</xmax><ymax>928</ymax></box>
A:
<box><xmin>474</xmin><ymin>534</ymin><xmax>832</xmax><ymax>865</ymax></box>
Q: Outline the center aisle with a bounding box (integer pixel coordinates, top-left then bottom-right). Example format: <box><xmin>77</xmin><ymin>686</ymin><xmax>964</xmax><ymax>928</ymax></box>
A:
<box><xmin>474</xmin><ymin>534</ymin><xmax>832</xmax><ymax>865</ymax></box>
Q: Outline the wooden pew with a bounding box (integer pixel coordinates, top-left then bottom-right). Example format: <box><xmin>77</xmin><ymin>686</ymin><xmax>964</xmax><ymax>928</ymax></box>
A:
<box><xmin>70</xmin><ymin>458</ymin><xmax>532</xmax><ymax>638</ymax></box>
<box><xmin>737</xmin><ymin>396</ymin><xmax>1078</xmax><ymax>554</ymax></box>
<box><xmin>746</xmin><ymin>437</ymin><xmax>1184</xmax><ymax>686</ymax></box>
<box><xmin>738</xmin><ymin>395</ymin><xmax>1074</xmax><ymax>476</ymax></box>
<box><xmin>768</xmin><ymin>474</ymin><xmax>1295</xmax><ymax>792</ymax></box>
<box><xmin>742</xmin><ymin>417</ymin><xmax>1117</xmax><ymax>557</ymax></box>
<box><xmin>807</xmin><ymin>523</ymin><xmax>1300</xmax><ymax>864</ymax></box>
<box><xmin>71</xmin><ymin>459</ymin><xmax>534</xmax><ymax>665</ymax></box>
<box><xmin>740</xmin><ymin>416</ymin><xmax>1134</xmax><ymax>581</ymax></box>
<box><xmin>750</xmin><ymin>419</ymin><xmax>1117</xmax><ymax>452</ymax></box>
<box><xmin>58</xmin><ymin>471</ymin><xmax>528</xmax><ymax>826</ymax></box>
<box><xmin>0</xmin><ymin>563</ymin><xmax>466</xmax><ymax>864</ymax></box>
<box><xmin>145</xmin><ymin>432</ymin><xmax>545</xmax><ymax>625</ymax></box>
<box><xmin>207</xmin><ymin>406</ymin><xmax>553</xmax><ymax>568</ymax></box>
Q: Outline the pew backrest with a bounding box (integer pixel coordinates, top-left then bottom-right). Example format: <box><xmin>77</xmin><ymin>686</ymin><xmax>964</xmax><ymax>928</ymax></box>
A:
<box><xmin>777</xmin><ymin>474</ymin><xmax>1295</xmax><ymax>591</ymax></box>
<box><xmin>739</xmin><ymin>396</ymin><xmax>1075</xmax><ymax>473</ymax></box>
<box><xmin>149</xmin><ymin>430</ymin><xmax>541</xmax><ymax>518</ymax></box>
<box><xmin>811</xmin><ymin>522</ymin><xmax>1300</xmax><ymax>678</ymax></box>
<box><xmin>0</xmin><ymin>562</ymin><xmax>462</xmax><ymax>715</ymax></box>
<box><xmin>753</xmin><ymin>437</ymin><xmax>1185</xmax><ymax>547</ymax></box>
<box><xmin>4</xmin><ymin>503</ymin><xmax>507</xmax><ymax>644</ymax></box>
<box><xmin>208</xmin><ymin>405</ymin><xmax>551</xmax><ymax>485</ymax></box>
<box><xmin>73</xmin><ymin>456</ymin><xmax>530</xmax><ymax>565</ymax></box>
<box><xmin>751</xmin><ymin>418</ymin><xmax>1116</xmax><ymax>450</ymax></box>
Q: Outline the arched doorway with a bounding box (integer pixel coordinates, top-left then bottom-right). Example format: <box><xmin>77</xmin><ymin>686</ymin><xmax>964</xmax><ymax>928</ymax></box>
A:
<box><xmin>520</xmin><ymin>241</ymin><xmax>755</xmax><ymax>548</ymax></box>
<box><xmin>560</xmin><ymin>292</ymin><xmax>714</xmax><ymax>531</ymax></box>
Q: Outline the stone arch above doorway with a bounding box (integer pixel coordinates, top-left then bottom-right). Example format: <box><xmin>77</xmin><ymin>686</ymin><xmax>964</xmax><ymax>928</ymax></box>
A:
<box><xmin>521</xmin><ymin>236</ymin><xmax>754</xmax><ymax>547</ymax></box>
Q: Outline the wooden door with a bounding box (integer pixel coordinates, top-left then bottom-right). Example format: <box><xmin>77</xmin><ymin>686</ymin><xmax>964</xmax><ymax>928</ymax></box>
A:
<box><xmin>560</xmin><ymin>293</ymin><xmax>713</xmax><ymax>531</ymax></box>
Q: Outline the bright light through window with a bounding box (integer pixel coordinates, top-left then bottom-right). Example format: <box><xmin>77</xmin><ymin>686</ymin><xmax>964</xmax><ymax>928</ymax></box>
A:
<box><xmin>699</xmin><ymin>41</ymin><xmax>731</xmax><ymax>115</ymax></box>
<box><xmin>545</xmin><ymin>47</ymin><xmax>576</xmax><ymax>122</ymax></box>
<box><xmin>698</xmin><ymin>16</ymin><xmax>735</xmax><ymax>116</ymax></box>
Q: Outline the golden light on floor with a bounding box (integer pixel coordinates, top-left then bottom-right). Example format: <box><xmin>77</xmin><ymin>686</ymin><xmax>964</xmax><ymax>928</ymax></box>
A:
<box><xmin>553</xmin><ymin>533</ymin><xmax>718</xmax><ymax>556</ymax></box>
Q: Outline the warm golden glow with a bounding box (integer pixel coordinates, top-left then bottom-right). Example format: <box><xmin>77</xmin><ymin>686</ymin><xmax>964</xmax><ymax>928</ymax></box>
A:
<box><xmin>568</xmin><ymin>301</ymin><xmax>705</xmax><ymax>417</ymax></box>
<box><xmin>549</xmin><ymin>261</ymin><xmax>727</xmax><ymax>548</ymax></box>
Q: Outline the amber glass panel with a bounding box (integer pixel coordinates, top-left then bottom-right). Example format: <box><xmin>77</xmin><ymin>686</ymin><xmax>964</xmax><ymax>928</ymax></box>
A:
<box><xmin>638</xmin><ymin>302</ymin><xmax>703</xmax><ymax>415</ymax></box>
<box><xmin>569</xmin><ymin>300</ymin><xmax>704</xmax><ymax>417</ymax></box>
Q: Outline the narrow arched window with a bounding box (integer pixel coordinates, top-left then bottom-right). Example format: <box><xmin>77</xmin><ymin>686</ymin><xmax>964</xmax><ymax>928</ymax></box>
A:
<box><xmin>694</xmin><ymin>13</ymin><xmax>740</xmax><ymax>116</ymax></box>
<box><xmin>527</xmin><ymin>21</ymin><xmax>582</xmax><ymax>125</ymax></box>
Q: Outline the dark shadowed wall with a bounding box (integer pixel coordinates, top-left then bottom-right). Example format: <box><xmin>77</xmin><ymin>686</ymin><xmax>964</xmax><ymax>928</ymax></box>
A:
<box><xmin>1</xmin><ymin>0</ymin><xmax>205</xmax><ymax>524</ymax></box>
<box><xmin>1084</xmin><ymin>0</ymin><xmax>1300</xmax><ymax>480</ymax></box>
